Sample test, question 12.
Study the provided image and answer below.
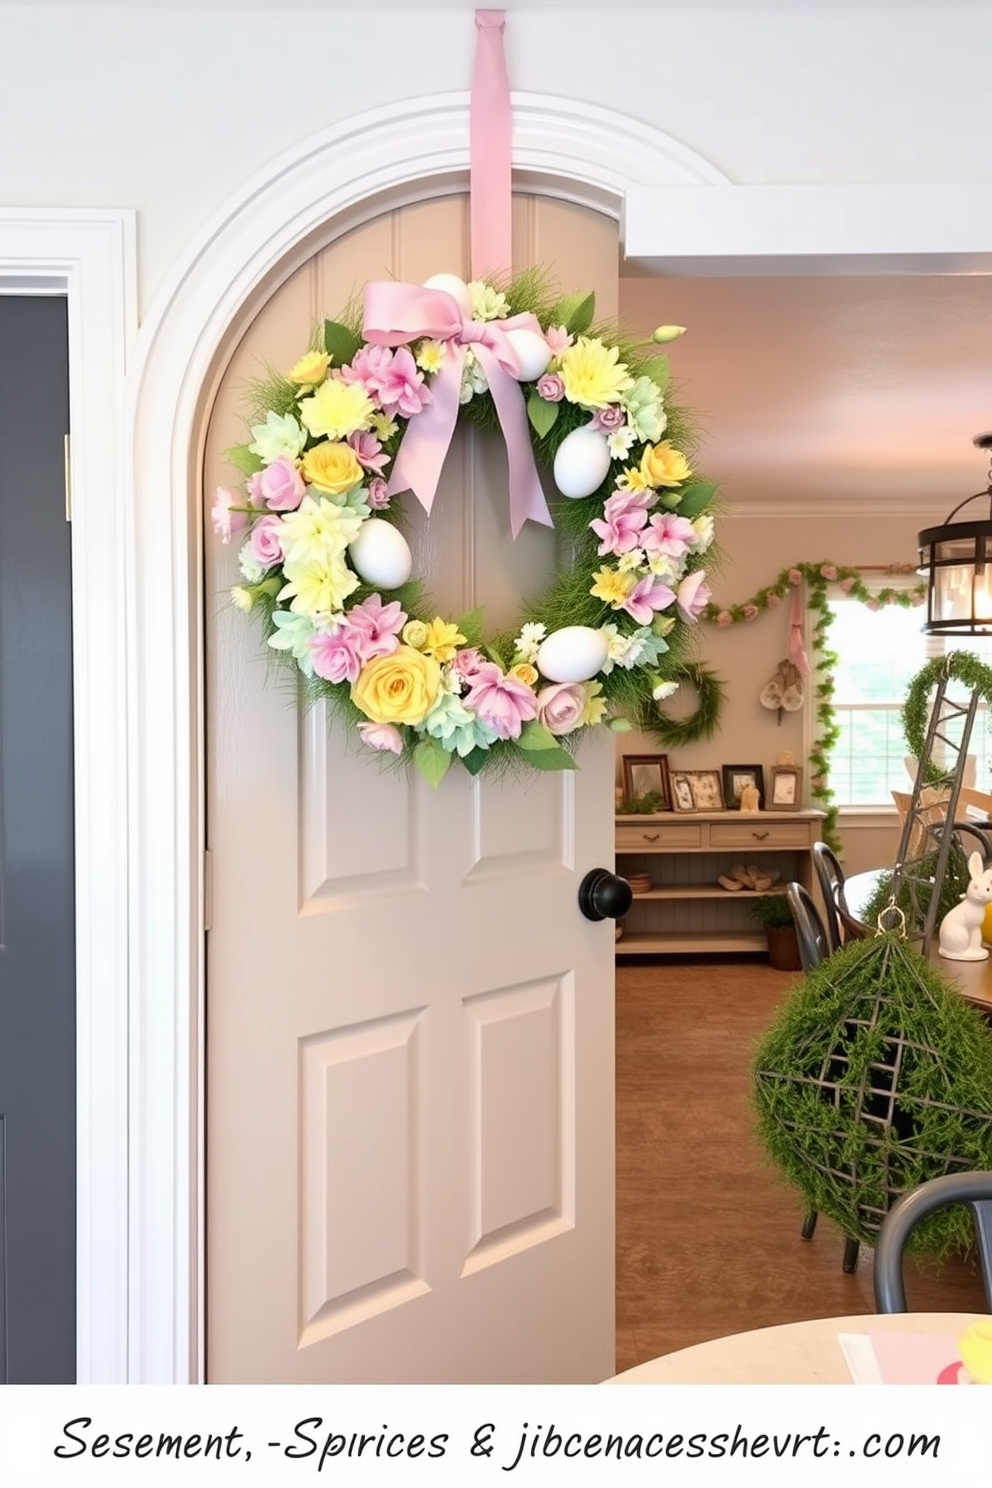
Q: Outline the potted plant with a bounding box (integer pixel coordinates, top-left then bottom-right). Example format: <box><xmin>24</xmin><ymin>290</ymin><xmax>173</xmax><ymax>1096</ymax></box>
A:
<box><xmin>747</xmin><ymin>892</ymin><xmax>802</xmax><ymax>971</ymax></box>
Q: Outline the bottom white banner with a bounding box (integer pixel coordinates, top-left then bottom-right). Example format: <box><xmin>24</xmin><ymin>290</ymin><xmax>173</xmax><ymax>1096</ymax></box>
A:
<box><xmin>0</xmin><ymin>1383</ymin><xmax>983</xmax><ymax>1485</ymax></box>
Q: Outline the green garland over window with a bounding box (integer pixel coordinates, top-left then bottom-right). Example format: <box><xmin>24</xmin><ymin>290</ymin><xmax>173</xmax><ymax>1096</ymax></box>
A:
<box><xmin>703</xmin><ymin>563</ymin><xmax>926</xmax><ymax>852</ymax></box>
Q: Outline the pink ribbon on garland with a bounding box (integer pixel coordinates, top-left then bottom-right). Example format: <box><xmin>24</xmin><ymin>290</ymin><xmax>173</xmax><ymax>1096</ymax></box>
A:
<box><xmin>361</xmin><ymin>9</ymin><xmax>551</xmax><ymax>538</ymax></box>
<box><xmin>789</xmin><ymin>584</ymin><xmax>811</xmax><ymax>676</ymax></box>
<box><xmin>363</xmin><ymin>282</ymin><xmax>553</xmax><ymax>537</ymax></box>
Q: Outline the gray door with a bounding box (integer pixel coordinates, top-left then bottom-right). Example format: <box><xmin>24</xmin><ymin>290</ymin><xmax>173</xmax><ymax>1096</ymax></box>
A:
<box><xmin>0</xmin><ymin>295</ymin><xmax>75</xmax><ymax>1383</ymax></box>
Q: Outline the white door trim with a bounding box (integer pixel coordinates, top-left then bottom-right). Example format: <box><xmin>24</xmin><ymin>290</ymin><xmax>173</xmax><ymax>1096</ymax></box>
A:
<box><xmin>0</xmin><ymin>207</ymin><xmax>137</xmax><ymax>1384</ymax></box>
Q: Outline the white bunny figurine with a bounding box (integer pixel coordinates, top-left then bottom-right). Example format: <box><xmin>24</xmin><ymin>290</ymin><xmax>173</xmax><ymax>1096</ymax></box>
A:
<box><xmin>938</xmin><ymin>850</ymin><xmax>992</xmax><ymax>961</ymax></box>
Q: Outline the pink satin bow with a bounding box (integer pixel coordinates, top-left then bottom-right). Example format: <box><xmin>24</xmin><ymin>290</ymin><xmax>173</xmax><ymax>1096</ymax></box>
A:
<box><xmin>789</xmin><ymin>584</ymin><xmax>811</xmax><ymax>676</ymax></box>
<box><xmin>363</xmin><ymin>281</ymin><xmax>553</xmax><ymax>538</ymax></box>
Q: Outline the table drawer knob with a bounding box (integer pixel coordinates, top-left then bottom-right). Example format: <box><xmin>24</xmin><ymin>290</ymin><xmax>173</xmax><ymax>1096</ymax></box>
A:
<box><xmin>643</xmin><ymin>832</ymin><xmax>660</xmax><ymax>842</ymax></box>
<box><xmin>752</xmin><ymin>830</ymin><xmax>769</xmax><ymax>840</ymax></box>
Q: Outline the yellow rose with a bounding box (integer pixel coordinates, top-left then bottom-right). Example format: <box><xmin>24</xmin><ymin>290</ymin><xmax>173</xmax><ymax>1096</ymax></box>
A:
<box><xmin>510</xmin><ymin>662</ymin><xmax>539</xmax><ymax>687</ymax></box>
<box><xmin>640</xmin><ymin>441</ymin><xmax>692</xmax><ymax>489</ymax></box>
<box><xmin>301</xmin><ymin>441</ymin><xmax>364</xmax><ymax>495</ymax></box>
<box><xmin>403</xmin><ymin>619</ymin><xmax>430</xmax><ymax>649</ymax></box>
<box><xmin>289</xmin><ymin>350</ymin><xmax>331</xmax><ymax>385</ymax></box>
<box><xmin>352</xmin><ymin>646</ymin><xmax>442</xmax><ymax>727</ymax></box>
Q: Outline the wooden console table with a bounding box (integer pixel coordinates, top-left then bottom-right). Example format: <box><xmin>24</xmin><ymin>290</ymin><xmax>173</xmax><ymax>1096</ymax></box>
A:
<box><xmin>615</xmin><ymin>808</ymin><xmax>825</xmax><ymax>956</ymax></box>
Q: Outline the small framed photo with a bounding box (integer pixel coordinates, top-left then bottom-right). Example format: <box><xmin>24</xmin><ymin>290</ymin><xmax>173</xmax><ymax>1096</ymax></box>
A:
<box><xmin>722</xmin><ymin>764</ymin><xmax>765</xmax><ymax>811</ymax></box>
<box><xmin>621</xmin><ymin>753</ymin><xmax>671</xmax><ymax>811</ymax></box>
<box><xmin>669</xmin><ymin>771</ymin><xmax>696</xmax><ymax>813</ymax></box>
<box><xmin>768</xmin><ymin>765</ymin><xmax>803</xmax><ymax>811</ymax></box>
<box><xmin>671</xmin><ymin>768</ymin><xmax>724</xmax><ymax>812</ymax></box>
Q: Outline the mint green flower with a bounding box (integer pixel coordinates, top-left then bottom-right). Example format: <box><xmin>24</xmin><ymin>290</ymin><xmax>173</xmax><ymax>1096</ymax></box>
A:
<box><xmin>624</xmin><ymin>376</ymin><xmax>667</xmax><ymax>443</ymax></box>
<box><xmin>422</xmin><ymin>691</ymin><xmax>498</xmax><ymax>757</ymax></box>
<box><xmin>267</xmin><ymin>610</ymin><xmax>316</xmax><ymax>675</ymax></box>
<box><xmin>249</xmin><ymin>410</ymin><xmax>307</xmax><ymax>464</ymax></box>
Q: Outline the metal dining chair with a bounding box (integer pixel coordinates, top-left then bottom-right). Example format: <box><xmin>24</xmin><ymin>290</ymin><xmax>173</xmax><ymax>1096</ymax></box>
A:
<box><xmin>783</xmin><ymin>882</ymin><xmax>861</xmax><ymax>1273</ymax></box>
<box><xmin>811</xmin><ymin>841</ymin><xmax>846</xmax><ymax>954</ymax></box>
<box><xmin>873</xmin><ymin>1171</ymin><xmax>992</xmax><ymax>1314</ymax></box>
<box><xmin>784</xmin><ymin>882</ymin><xmax>830</xmax><ymax>974</ymax></box>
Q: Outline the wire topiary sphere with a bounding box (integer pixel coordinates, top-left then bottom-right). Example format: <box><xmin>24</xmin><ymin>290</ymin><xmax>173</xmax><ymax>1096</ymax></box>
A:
<box><xmin>753</xmin><ymin>933</ymin><xmax>992</xmax><ymax>1258</ymax></box>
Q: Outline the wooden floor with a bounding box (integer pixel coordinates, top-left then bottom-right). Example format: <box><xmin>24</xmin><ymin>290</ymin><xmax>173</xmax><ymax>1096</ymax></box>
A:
<box><xmin>614</xmin><ymin>955</ymin><xmax>988</xmax><ymax>1374</ymax></box>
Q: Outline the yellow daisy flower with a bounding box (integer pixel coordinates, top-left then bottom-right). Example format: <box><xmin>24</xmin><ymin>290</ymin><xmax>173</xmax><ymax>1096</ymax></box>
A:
<box><xmin>591</xmin><ymin>567</ymin><xmax>636</xmax><ymax>608</ymax></box>
<box><xmin>617</xmin><ymin>466</ymin><xmax>651</xmax><ymax>493</ymax></box>
<box><xmin>558</xmin><ymin>336</ymin><xmax>634</xmax><ymax>410</ymax></box>
<box><xmin>581</xmin><ymin>680</ymin><xmax>608</xmax><ymax>726</ymax></box>
<box><xmin>299</xmin><ymin>379</ymin><xmax>374</xmax><ymax>441</ymax></box>
<box><xmin>415</xmin><ymin>340</ymin><xmax>446</xmax><ymax>375</ymax></box>
<box><xmin>421</xmin><ymin>617</ymin><xmax>467</xmax><ymax>663</ymax></box>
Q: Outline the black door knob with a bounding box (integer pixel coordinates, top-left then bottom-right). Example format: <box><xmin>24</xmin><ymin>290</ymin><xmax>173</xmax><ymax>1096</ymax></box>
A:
<box><xmin>578</xmin><ymin>867</ymin><xmax>633</xmax><ymax>921</ymax></box>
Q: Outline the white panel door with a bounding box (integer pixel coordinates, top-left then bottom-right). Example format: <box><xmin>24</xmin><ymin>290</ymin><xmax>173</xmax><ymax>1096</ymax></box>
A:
<box><xmin>204</xmin><ymin>196</ymin><xmax>618</xmax><ymax>1383</ymax></box>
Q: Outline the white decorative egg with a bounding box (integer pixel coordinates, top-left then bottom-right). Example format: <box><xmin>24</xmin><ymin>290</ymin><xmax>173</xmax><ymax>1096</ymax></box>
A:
<box><xmin>422</xmin><ymin>273</ymin><xmax>472</xmax><ymax>317</ymax></box>
<box><xmin>536</xmin><ymin>626</ymin><xmax>609</xmax><ymax>684</ymax></box>
<box><xmin>552</xmin><ymin>426</ymin><xmax>612</xmax><ymax>500</ymax></box>
<box><xmin>504</xmin><ymin>326</ymin><xmax>553</xmax><ymax>382</ymax></box>
<box><xmin>348</xmin><ymin>519</ymin><xmax>413</xmax><ymax>590</ymax></box>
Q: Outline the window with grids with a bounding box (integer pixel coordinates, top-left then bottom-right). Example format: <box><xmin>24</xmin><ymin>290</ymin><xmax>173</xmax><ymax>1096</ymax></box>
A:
<box><xmin>825</xmin><ymin>592</ymin><xmax>992</xmax><ymax>807</ymax></box>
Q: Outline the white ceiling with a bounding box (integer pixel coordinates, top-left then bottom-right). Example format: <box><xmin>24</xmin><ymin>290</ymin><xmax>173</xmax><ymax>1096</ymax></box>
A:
<box><xmin>2</xmin><ymin>0</ymin><xmax>979</xmax><ymax>7</ymax></box>
<box><xmin>621</xmin><ymin>272</ymin><xmax>992</xmax><ymax>512</ymax></box>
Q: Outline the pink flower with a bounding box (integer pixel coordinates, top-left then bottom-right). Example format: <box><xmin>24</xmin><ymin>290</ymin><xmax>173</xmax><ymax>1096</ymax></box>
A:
<box><xmin>366</xmin><ymin>477</ymin><xmax>390</xmax><ymax>510</ymax></box>
<box><xmin>589</xmin><ymin>404</ymin><xmax>625</xmax><ymax>432</ymax></box>
<box><xmin>536</xmin><ymin>373</ymin><xmax>565</xmax><ymax>403</ymax></box>
<box><xmin>589</xmin><ymin>489</ymin><xmax>651</xmax><ymax>556</ymax></box>
<box><xmin>621</xmin><ymin>575</ymin><xmax>676</xmax><ymax>625</ymax></box>
<box><xmin>464</xmin><ymin>662</ymin><xmax>538</xmax><ymax>741</ymax></box>
<box><xmin>820</xmin><ymin>564</ymin><xmax>838</xmax><ymax>581</ymax></box>
<box><xmin>247</xmin><ymin>454</ymin><xmax>305</xmax><ymax>512</ymax></box>
<box><xmin>450</xmin><ymin>647</ymin><xmax>485</xmax><ymax>684</ymax></box>
<box><xmin>311</xmin><ymin>625</ymin><xmax>365</xmax><ymax>684</ymax></box>
<box><xmin>357</xmin><ymin>721</ymin><xmax>404</xmax><ymax>755</ymax></box>
<box><xmin>375</xmin><ymin>346</ymin><xmax>432</xmax><ymax>417</ymax></box>
<box><xmin>715</xmin><ymin>610</ymin><xmax>733</xmax><ymax>628</ymax></box>
<box><xmin>839</xmin><ymin>575</ymin><xmax>856</xmax><ymax>593</ymax></box>
<box><xmin>911</xmin><ymin>591</ymin><xmax>926</xmax><ymax>606</ymax></box>
<box><xmin>766</xmin><ymin>592</ymin><xmax>781</xmax><ymax>608</ymax></box>
<box><xmin>641</xmin><ymin>511</ymin><xmax>696</xmax><ymax>561</ymax></box>
<box><xmin>347</xmin><ymin>430</ymin><xmax>388</xmax><ymax>474</ymax></box>
<box><xmin>248</xmin><ymin>514</ymin><xmax>284</xmax><ymax>569</ymax></box>
<box><xmin>536</xmin><ymin>682</ymin><xmax>586</xmax><ymax>736</ymax></box>
<box><xmin>788</xmin><ymin>568</ymin><xmax>802</xmax><ymax>586</ymax></box>
<box><xmin>347</xmin><ymin>593</ymin><xmax>407</xmax><ymax>660</ymax></box>
<box><xmin>676</xmin><ymin>570</ymin><xmax>712</xmax><ymax>623</ymax></box>
<box><xmin>340</xmin><ymin>344</ymin><xmax>395</xmax><ymax>398</ymax></box>
<box><xmin>865</xmin><ymin>598</ymin><xmax>881</xmax><ymax>612</ymax></box>
<box><xmin>742</xmin><ymin>602</ymin><xmax>759</xmax><ymax>622</ymax></box>
<box><xmin>211</xmin><ymin>486</ymin><xmax>247</xmax><ymax>542</ymax></box>
<box><xmin>545</xmin><ymin>325</ymin><xmax>573</xmax><ymax>354</ymax></box>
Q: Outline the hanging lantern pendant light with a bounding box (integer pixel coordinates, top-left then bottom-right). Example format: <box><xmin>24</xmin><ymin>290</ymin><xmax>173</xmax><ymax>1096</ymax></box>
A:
<box><xmin>918</xmin><ymin>434</ymin><xmax>992</xmax><ymax>636</ymax></box>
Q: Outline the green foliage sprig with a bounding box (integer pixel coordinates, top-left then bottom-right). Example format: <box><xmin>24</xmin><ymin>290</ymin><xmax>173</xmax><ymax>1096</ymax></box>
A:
<box><xmin>703</xmin><ymin>563</ymin><xmax>926</xmax><ymax>852</ymax></box>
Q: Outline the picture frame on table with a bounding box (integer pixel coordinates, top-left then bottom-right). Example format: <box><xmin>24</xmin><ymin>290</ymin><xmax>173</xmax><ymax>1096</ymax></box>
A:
<box><xmin>722</xmin><ymin>764</ymin><xmax>765</xmax><ymax>810</ymax></box>
<box><xmin>671</xmin><ymin>768</ymin><xmax>724</xmax><ymax>813</ymax></box>
<box><xmin>621</xmin><ymin>753</ymin><xmax>672</xmax><ymax>811</ymax></box>
<box><xmin>768</xmin><ymin>765</ymin><xmax>803</xmax><ymax>811</ymax></box>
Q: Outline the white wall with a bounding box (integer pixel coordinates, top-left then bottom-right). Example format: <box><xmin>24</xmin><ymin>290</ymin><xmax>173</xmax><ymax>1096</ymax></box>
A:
<box><xmin>3</xmin><ymin>6</ymin><xmax>992</xmax><ymax>317</ymax></box>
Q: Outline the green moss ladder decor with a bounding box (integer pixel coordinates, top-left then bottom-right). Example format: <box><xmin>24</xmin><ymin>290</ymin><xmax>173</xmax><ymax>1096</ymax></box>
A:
<box><xmin>902</xmin><ymin>651</ymin><xmax>992</xmax><ymax>788</ymax></box>
<box><xmin>753</xmin><ymin>931</ymin><xmax>992</xmax><ymax>1257</ymax></box>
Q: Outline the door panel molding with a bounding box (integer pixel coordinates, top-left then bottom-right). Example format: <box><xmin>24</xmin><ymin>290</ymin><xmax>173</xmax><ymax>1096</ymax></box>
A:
<box><xmin>0</xmin><ymin>208</ymin><xmax>136</xmax><ymax>1384</ymax></box>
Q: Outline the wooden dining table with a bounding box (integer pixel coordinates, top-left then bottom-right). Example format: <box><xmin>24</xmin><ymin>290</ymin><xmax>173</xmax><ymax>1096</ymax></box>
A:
<box><xmin>842</xmin><ymin>869</ymin><xmax>992</xmax><ymax>1013</ymax></box>
<box><xmin>603</xmin><ymin>1311</ymin><xmax>984</xmax><ymax>1385</ymax></box>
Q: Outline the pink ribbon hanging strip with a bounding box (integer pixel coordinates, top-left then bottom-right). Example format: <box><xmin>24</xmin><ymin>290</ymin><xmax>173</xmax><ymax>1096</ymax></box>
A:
<box><xmin>789</xmin><ymin>584</ymin><xmax>811</xmax><ymax>676</ymax></box>
<box><xmin>470</xmin><ymin>10</ymin><xmax>512</xmax><ymax>280</ymax></box>
<box><xmin>360</xmin><ymin>11</ymin><xmax>551</xmax><ymax>538</ymax></box>
<box><xmin>363</xmin><ymin>282</ymin><xmax>553</xmax><ymax>538</ymax></box>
